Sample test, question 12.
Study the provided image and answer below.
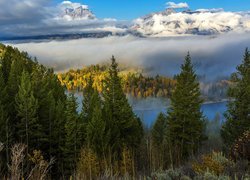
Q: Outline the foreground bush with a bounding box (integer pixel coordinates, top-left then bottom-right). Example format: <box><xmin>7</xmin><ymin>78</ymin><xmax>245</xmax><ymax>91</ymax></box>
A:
<box><xmin>0</xmin><ymin>143</ymin><xmax>53</xmax><ymax>180</ymax></box>
<box><xmin>192</xmin><ymin>151</ymin><xmax>232</xmax><ymax>175</ymax></box>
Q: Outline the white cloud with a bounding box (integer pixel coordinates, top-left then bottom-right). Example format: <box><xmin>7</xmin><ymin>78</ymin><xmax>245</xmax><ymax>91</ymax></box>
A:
<box><xmin>0</xmin><ymin>0</ymin><xmax>51</xmax><ymax>25</ymax></box>
<box><xmin>8</xmin><ymin>33</ymin><xmax>250</xmax><ymax>80</ymax></box>
<box><xmin>0</xmin><ymin>0</ymin><xmax>127</xmax><ymax>37</ymax></box>
<box><xmin>133</xmin><ymin>10</ymin><xmax>250</xmax><ymax>37</ymax></box>
<box><xmin>0</xmin><ymin>0</ymin><xmax>250</xmax><ymax>39</ymax></box>
<box><xmin>60</xmin><ymin>1</ymin><xmax>88</xmax><ymax>9</ymax></box>
<box><xmin>166</xmin><ymin>2</ymin><xmax>189</xmax><ymax>9</ymax></box>
<box><xmin>196</xmin><ymin>8</ymin><xmax>224</xmax><ymax>13</ymax></box>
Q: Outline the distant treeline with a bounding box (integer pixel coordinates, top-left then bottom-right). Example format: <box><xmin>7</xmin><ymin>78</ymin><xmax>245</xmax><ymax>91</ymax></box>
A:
<box><xmin>58</xmin><ymin>65</ymin><xmax>177</xmax><ymax>98</ymax></box>
<box><xmin>58</xmin><ymin>64</ymin><xmax>231</xmax><ymax>101</ymax></box>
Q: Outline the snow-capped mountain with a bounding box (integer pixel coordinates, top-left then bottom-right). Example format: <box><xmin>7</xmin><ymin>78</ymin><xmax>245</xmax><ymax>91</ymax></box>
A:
<box><xmin>60</xmin><ymin>1</ymin><xmax>96</xmax><ymax>21</ymax></box>
<box><xmin>132</xmin><ymin>9</ymin><xmax>250</xmax><ymax>37</ymax></box>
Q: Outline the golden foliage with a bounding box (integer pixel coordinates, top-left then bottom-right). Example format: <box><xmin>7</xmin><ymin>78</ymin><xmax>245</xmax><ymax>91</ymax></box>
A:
<box><xmin>76</xmin><ymin>147</ymin><xmax>100</xmax><ymax>179</ymax></box>
<box><xmin>121</xmin><ymin>147</ymin><xmax>134</xmax><ymax>176</ymax></box>
<box><xmin>192</xmin><ymin>151</ymin><xmax>230</xmax><ymax>176</ymax></box>
<box><xmin>58</xmin><ymin>64</ymin><xmax>176</xmax><ymax>98</ymax></box>
<box><xmin>231</xmin><ymin>130</ymin><xmax>250</xmax><ymax>161</ymax></box>
<box><xmin>28</xmin><ymin>150</ymin><xmax>54</xmax><ymax>180</ymax></box>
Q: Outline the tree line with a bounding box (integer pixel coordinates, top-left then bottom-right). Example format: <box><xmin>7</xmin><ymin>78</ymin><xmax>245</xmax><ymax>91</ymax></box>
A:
<box><xmin>0</xmin><ymin>44</ymin><xmax>249</xmax><ymax>179</ymax></box>
<box><xmin>58</xmin><ymin>64</ymin><xmax>176</xmax><ymax>98</ymax></box>
<box><xmin>58</xmin><ymin>61</ymin><xmax>231</xmax><ymax>101</ymax></box>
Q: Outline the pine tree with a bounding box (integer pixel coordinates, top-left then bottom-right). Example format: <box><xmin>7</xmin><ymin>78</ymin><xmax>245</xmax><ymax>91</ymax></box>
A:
<box><xmin>6</xmin><ymin>59</ymin><xmax>26</xmax><ymax>144</ymax></box>
<box><xmin>15</xmin><ymin>71</ymin><xmax>39</xmax><ymax>152</ymax></box>
<box><xmin>82</xmin><ymin>76</ymin><xmax>95</xmax><ymax>123</ymax></box>
<box><xmin>1</xmin><ymin>46</ymin><xmax>15</xmax><ymax>83</ymax></box>
<box><xmin>86</xmin><ymin>90</ymin><xmax>108</xmax><ymax>157</ymax></box>
<box><xmin>151</xmin><ymin>112</ymin><xmax>166</xmax><ymax>170</ymax></box>
<box><xmin>0</xmin><ymin>67</ymin><xmax>10</xmax><ymax>171</ymax></box>
<box><xmin>221</xmin><ymin>48</ymin><xmax>250</xmax><ymax>149</ymax></box>
<box><xmin>102</xmin><ymin>56</ymin><xmax>143</xmax><ymax>159</ymax></box>
<box><xmin>0</xmin><ymin>66</ymin><xmax>8</xmax><ymax>143</ymax></box>
<box><xmin>51</xmin><ymin>100</ymin><xmax>67</xmax><ymax>177</ymax></box>
<box><xmin>152</xmin><ymin>113</ymin><xmax>166</xmax><ymax>147</ymax></box>
<box><xmin>80</xmin><ymin>76</ymin><xmax>95</xmax><ymax>145</ymax></box>
<box><xmin>166</xmin><ymin>53</ymin><xmax>206</xmax><ymax>166</ymax></box>
<box><xmin>64</xmin><ymin>94</ymin><xmax>81</xmax><ymax>177</ymax></box>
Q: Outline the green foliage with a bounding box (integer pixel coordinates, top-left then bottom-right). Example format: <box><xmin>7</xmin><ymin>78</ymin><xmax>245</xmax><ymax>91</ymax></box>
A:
<box><xmin>123</xmin><ymin>73</ymin><xmax>176</xmax><ymax>98</ymax></box>
<box><xmin>166</xmin><ymin>53</ymin><xmax>206</xmax><ymax>165</ymax></box>
<box><xmin>81</xmin><ymin>76</ymin><xmax>95</xmax><ymax>121</ymax></box>
<box><xmin>221</xmin><ymin>48</ymin><xmax>250</xmax><ymax>149</ymax></box>
<box><xmin>64</xmin><ymin>94</ymin><xmax>81</xmax><ymax>176</ymax></box>
<box><xmin>86</xmin><ymin>90</ymin><xmax>108</xmax><ymax>157</ymax></box>
<box><xmin>0</xmin><ymin>67</ymin><xmax>9</xmax><ymax>148</ymax></box>
<box><xmin>103</xmin><ymin>56</ymin><xmax>143</xmax><ymax>156</ymax></box>
<box><xmin>0</xmin><ymin>43</ymin><xmax>248</xmax><ymax>179</ymax></box>
<box><xmin>15</xmin><ymin>71</ymin><xmax>39</xmax><ymax>151</ymax></box>
<box><xmin>0</xmin><ymin>44</ymin><xmax>67</xmax><ymax>177</ymax></box>
<box><xmin>151</xmin><ymin>113</ymin><xmax>167</xmax><ymax>170</ymax></box>
<box><xmin>152</xmin><ymin>113</ymin><xmax>166</xmax><ymax>147</ymax></box>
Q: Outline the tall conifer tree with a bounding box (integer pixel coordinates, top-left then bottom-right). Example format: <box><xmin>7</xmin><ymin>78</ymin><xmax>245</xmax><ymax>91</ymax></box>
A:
<box><xmin>103</xmin><ymin>56</ymin><xmax>143</xmax><ymax>158</ymax></box>
<box><xmin>86</xmin><ymin>90</ymin><xmax>108</xmax><ymax>157</ymax></box>
<box><xmin>166</xmin><ymin>53</ymin><xmax>205</xmax><ymax>166</ymax></box>
<box><xmin>15</xmin><ymin>71</ymin><xmax>39</xmax><ymax>152</ymax></box>
<box><xmin>221</xmin><ymin>48</ymin><xmax>250</xmax><ymax>148</ymax></box>
<box><xmin>64</xmin><ymin>94</ymin><xmax>81</xmax><ymax>176</ymax></box>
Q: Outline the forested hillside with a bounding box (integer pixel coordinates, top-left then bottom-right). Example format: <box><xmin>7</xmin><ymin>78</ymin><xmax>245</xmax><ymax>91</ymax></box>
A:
<box><xmin>0</xmin><ymin>44</ymin><xmax>249</xmax><ymax>179</ymax></box>
<box><xmin>58</xmin><ymin>64</ymin><xmax>231</xmax><ymax>101</ymax></box>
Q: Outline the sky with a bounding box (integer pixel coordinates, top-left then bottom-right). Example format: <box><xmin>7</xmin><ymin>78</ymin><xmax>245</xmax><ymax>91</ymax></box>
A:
<box><xmin>0</xmin><ymin>0</ymin><xmax>250</xmax><ymax>37</ymax></box>
<box><xmin>53</xmin><ymin>0</ymin><xmax>250</xmax><ymax>20</ymax></box>
<box><xmin>2</xmin><ymin>0</ymin><xmax>250</xmax><ymax>80</ymax></box>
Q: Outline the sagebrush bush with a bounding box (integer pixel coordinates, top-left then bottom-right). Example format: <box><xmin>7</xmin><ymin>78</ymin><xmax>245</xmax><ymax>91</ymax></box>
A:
<box><xmin>151</xmin><ymin>168</ymin><xmax>182</xmax><ymax>180</ymax></box>
<box><xmin>192</xmin><ymin>151</ymin><xmax>233</xmax><ymax>176</ymax></box>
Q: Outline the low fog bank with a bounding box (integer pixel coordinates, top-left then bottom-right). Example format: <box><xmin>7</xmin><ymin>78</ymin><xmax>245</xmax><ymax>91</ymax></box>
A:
<box><xmin>7</xmin><ymin>33</ymin><xmax>250</xmax><ymax>80</ymax></box>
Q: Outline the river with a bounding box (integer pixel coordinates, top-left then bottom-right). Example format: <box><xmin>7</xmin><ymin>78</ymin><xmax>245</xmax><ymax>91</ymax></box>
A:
<box><xmin>74</xmin><ymin>93</ymin><xmax>227</xmax><ymax>127</ymax></box>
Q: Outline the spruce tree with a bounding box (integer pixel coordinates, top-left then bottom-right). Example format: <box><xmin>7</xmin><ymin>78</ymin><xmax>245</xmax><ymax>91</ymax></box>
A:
<box><xmin>64</xmin><ymin>94</ymin><xmax>81</xmax><ymax>176</ymax></box>
<box><xmin>82</xmin><ymin>76</ymin><xmax>95</xmax><ymax>123</ymax></box>
<box><xmin>80</xmin><ymin>76</ymin><xmax>95</xmax><ymax>145</ymax></box>
<box><xmin>151</xmin><ymin>112</ymin><xmax>166</xmax><ymax>170</ymax></box>
<box><xmin>1</xmin><ymin>46</ymin><xmax>15</xmax><ymax>83</ymax></box>
<box><xmin>0</xmin><ymin>67</ymin><xmax>10</xmax><ymax>170</ymax></box>
<box><xmin>51</xmin><ymin>99</ymin><xmax>67</xmax><ymax>177</ymax></box>
<box><xmin>221</xmin><ymin>48</ymin><xmax>250</xmax><ymax>149</ymax></box>
<box><xmin>0</xmin><ymin>67</ymin><xmax>8</xmax><ymax>142</ymax></box>
<box><xmin>6</xmin><ymin>59</ymin><xmax>26</xmax><ymax>144</ymax></box>
<box><xmin>152</xmin><ymin>113</ymin><xmax>166</xmax><ymax>147</ymax></box>
<box><xmin>15</xmin><ymin>71</ymin><xmax>39</xmax><ymax>152</ymax></box>
<box><xmin>166</xmin><ymin>53</ymin><xmax>205</xmax><ymax>166</ymax></box>
<box><xmin>86</xmin><ymin>90</ymin><xmax>108</xmax><ymax>157</ymax></box>
<box><xmin>103</xmin><ymin>56</ymin><xmax>143</xmax><ymax>158</ymax></box>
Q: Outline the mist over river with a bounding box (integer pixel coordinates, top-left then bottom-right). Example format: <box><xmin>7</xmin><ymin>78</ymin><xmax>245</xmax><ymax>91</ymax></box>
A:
<box><xmin>74</xmin><ymin>93</ymin><xmax>227</xmax><ymax>127</ymax></box>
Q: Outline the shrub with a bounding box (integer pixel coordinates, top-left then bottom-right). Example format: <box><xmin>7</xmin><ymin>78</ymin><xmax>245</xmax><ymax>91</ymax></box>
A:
<box><xmin>192</xmin><ymin>151</ymin><xmax>232</xmax><ymax>176</ymax></box>
<box><xmin>151</xmin><ymin>168</ymin><xmax>182</xmax><ymax>180</ymax></box>
<box><xmin>231</xmin><ymin>130</ymin><xmax>250</xmax><ymax>161</ymax></box>
<box><xmin>180</xmin><ymin>175</ymin><xmax>192</xmax><ymax>180</ymax></box>
<box><xmin>76</xmin><ymin>147</ymin><xmax>99</xmax><ymax>179</ymax></box>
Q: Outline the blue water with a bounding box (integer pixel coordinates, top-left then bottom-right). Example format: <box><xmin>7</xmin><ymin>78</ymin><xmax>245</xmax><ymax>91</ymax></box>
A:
<box><xmin>135</xmin><ymin>101</ymin><xmax>227</xmax><ymax>127</ymax></box>
<box><xmin>74</xmin><ymin>93</ymin><xmax>227</xmax><ymax>127</ymax></box>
